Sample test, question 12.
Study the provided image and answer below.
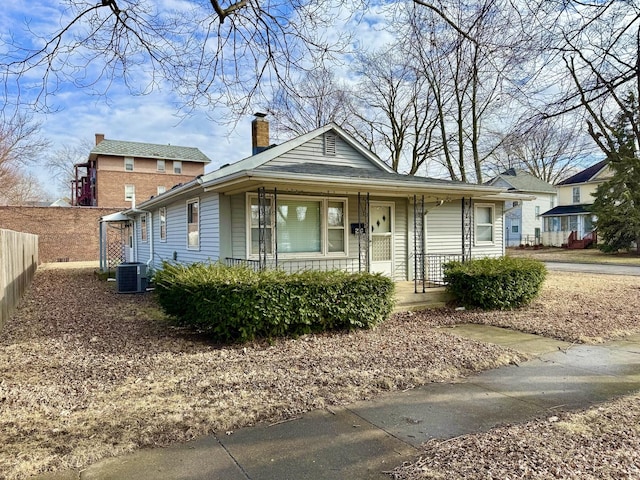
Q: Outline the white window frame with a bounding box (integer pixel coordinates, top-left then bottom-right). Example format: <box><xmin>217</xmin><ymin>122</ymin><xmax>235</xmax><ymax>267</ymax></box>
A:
<box><xmin>125</xmin><ymin>184</ymin><xmax>135</xmax><ymax>202</ymax></box>
<box><xmin>535</xmin><ymin>205</ymin><xmax>541</xmax><ymax>218</ymax></box>
<box><xmin>124</xmin><ymin>157</ymin><xmax>134</xmax><ymax>171</ymax></box>
<box><xmin>572</xmin><ymin>186</ymin><xmax>581</xmax><ymax>203</ymax></box>
<box><xmin>157</xmin><ymin>186</ymin><xmax>166</xmax><ymax>195</ymax></box>
<box><xmin>474</xmin><ymin>203</ymin><xmax>495</xmax><ymax>245</ymax></box>
<box><xmin>187</xmin><ymin>198</ymin><xmax>200</xmax><ymax>250</ymax></box>
<box><xmin>159</xmin><ymin>207</ymin><xmax>167</xmax><ymax>242</ymax></box>
<box><xmin>246</xmin><ymin>193</ymin><xmax>348</xmax><ymax>259</ymax></box>
<box><xmin>140</xmin><ymin>213</ymin><xmax>148</xmax><ymax>242</ymax></box>
<box><xmin>157</xmin><ymin>159</ymin><xmax>165</xmax><ymax>172</ymax></box>
<box><xmin>174</xmin><ymin>161</ymin><xmax>183</xmax><ymax>174</ymax></box>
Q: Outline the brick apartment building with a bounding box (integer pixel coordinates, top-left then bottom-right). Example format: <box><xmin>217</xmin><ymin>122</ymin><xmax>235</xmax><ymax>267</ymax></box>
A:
<box><xmin>73</xmin><ymin>134</ymin><xmax>212</xmax><ymax>208</ymax></box>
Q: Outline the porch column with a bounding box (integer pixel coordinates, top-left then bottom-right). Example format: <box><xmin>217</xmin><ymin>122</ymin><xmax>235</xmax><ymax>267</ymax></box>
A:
<box><xmin>461</xmin><ymin>197</ymin><xmax>473</xmax><ymax>261</ymax></box>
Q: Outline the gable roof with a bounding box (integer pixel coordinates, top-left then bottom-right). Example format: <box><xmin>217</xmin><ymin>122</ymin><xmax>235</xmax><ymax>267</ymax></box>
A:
<box><xmin>556</xmin><ymin>160</ymin><xmax>608</xmax><ymax>186</ymax></box>
<box><xmin>485</xmin><ymin>169</ymin><xmax>555</xmax><ymax>193</ymax></box>
<box><xmin>89</xmin><ymin>139</ymin><xmax>211</xmax><ymax>163</ymax></box>
<box><xmin>199</xmin><ymin>123</ymin><xmax>393</xmax><ymax>186</ymax></box>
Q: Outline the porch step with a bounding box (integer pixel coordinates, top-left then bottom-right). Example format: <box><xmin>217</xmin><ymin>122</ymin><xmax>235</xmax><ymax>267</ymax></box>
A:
<box><xmin>393</xmin><ymin>283</ymin><xmax>453</xmax><ymax>312</ymax></box>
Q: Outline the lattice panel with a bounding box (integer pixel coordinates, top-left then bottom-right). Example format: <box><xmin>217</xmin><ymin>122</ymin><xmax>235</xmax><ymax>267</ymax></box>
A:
<box><xmin>371</xmin><ymin>236</ymin><xmax>391</xmax><ymax>262</ymax></box>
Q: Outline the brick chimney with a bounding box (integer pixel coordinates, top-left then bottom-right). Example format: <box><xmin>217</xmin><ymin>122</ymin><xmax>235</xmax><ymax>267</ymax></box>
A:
<box><xmin>95</xmin><ymin>133</ymin><xmax>105</xmax><ymax>145</ymax></box>
<box><xmin>251</xmin><ymin>113</ymin><xmax>269</xmax><ymax>155</ymax></box>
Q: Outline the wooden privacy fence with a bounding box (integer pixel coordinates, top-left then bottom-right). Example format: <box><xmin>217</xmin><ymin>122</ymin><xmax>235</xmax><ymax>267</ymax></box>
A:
<box><xmin>0</xmin><ymin>229</ymin><xmax>38</xmax><ymax>329</ymax></box>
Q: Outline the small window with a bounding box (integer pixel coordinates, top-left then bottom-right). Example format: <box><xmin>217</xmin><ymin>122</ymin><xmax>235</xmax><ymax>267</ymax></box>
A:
<box><xmin>328</xmin><ymin>200</ymin><xmax>346</xmax><ymax>253</ymax></box>
<box><xmin>535</xmin><ymin>206</ymin><xmax>541</xmax><ymax>218</ymax></box>
<box><xmin>187</xmin><ymin>199</ymin><xmax>199</xmax><ymax>249</ymax></box>
<box><xmin>157</xmin><ymin>186</ymin><xmax>166</xmax><ymax>195</ymax></box>
<box><xmin>159</xmin><ymin>207</ymin><xmax>167</xmax><ymax>241</ymax></box>
<box><xmin>512</xmin><ymin>201</ymin><xmax>519</xmax><ymax>207</ymax></box>
<box><xmin>572</xmin><ymin>186</ymin><xmax>580</xmax><ymax>203</ymax></box>
<box><xmin>124</xmin><ymin>157</ymin><xmax>134</xmax><ymax>171</ymax></box>
<box><xmin>141</xmin><ymin>213</ymin><xmax>148</xmax><ymax>242</ymax></box>
<box><xmin>174</xmin><ymin>161</ymin><xmax>182</xmax><ymax>174</ymax></box>
<box><xmin>324</xmin><ymin>133</ymin><xmax>336</xmax><ymax>156</ymax></box>
<box><xmin>157</xmin><ymin>159</ymin><xmax>165</xmax><ymax>172</ymax></box>
<box><xmin>475</xmin><ymin>204</ymin><xmax>494</xmax><ymax>244</ymax></box>
<box><xmin>511</xmin><ymin>225</ymin><xmax>519</xmax><ymax>234</ymax></box>
<box><xmin>125</xmin><ymin>184</ymin><xmax>135</xmax><ymax>202</ymax></box>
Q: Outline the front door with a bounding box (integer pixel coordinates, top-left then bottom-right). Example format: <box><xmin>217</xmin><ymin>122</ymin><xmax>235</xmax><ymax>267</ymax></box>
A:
<box><xmin>370</xmin><ymin>202</ymin><xmax>394</xmax><ymax>277</ymax></box>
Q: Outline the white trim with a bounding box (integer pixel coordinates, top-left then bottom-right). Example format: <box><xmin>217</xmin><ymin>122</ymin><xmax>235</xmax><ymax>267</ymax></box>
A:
<box><xmin>159</xmin><ymin>206</ymin><xmax>167</xmax><ymax>242</ymax></box>
<box><xmin>369</xmin><ymin>201</ymin><xmax>395</xmax><ymax>278</ymax></box>
<box><xmin>245</xmin><ymin>193</ymin><xmax>349</xmax><ymax>260</ymax></box>
<box><xmin>474</xmin><ymin>203</ymin><xmax>495</xmax><ymax>246</ymax></box>
<box><xmin>124</xmin><ymin>157</ymin><xmax>134</xmax><ymax>171</ymax></box>
<box><xmin>186</xmin><ymin>197</ymin><xmax>200</xmax><ymax>250</ymax></box>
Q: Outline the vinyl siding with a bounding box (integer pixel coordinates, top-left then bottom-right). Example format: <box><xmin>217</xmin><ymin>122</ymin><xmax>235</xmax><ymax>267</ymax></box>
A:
<box><xmin>135</xmin><ymin>212</ymin><xmax>151</xmax><ymax>264</ymax></box>
<box><xmin>264</xmin><ymin>136</ymin><xmax>381</xmax><ymax>170</ymax></box>
<box><xmin>144</xmin><ymin>193</ymin><xmax>220</xmax><ymax>269</ymax></box>
<box><xmin>425</xmin><ymin>200</ymin><xmax>504</xmax><ymax>258</ymax></box>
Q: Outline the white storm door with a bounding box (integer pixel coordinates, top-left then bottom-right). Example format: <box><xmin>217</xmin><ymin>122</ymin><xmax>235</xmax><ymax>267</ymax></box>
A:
<box><xmin>370</xmin><ymin>203</ymin><xmax>394</xmax><ymax>277</ymax></box>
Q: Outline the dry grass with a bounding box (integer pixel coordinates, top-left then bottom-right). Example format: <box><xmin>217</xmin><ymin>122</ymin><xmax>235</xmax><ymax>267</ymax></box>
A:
<box><xmin>413</xmin><ymin>271</ymin><xmax>640</xmax><ymax>344</ymax></box>
<box><xmin>506</xmin><ymin>246</ymin><xmax>640</xmax><ymax>265</ymax></box>
<box><xmin>2</xmin><ymin>267</ymin><xmax>640</xmax><ymax>479</ymax></box>
<box><xmin>390</xmin><ymin>393</ymin><xmax>640</xmax><ymax>480</ymax></box>
<box><xmin>0</xmin><ymin>268</ymin><xmax>522</xmax><ymax>479</ymax></box>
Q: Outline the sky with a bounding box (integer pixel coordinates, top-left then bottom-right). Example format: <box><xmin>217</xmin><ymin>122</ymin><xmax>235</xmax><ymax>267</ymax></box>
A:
<box><xmin>1</xmin><ymin>1</ymin><xmax>398</xmax><ymax>200</ymax></box>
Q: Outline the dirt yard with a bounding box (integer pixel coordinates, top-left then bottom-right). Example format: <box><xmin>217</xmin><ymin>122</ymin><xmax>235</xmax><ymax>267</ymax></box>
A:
<box><xmin>1</xmin><ymin>267</ymin><xmax>640</xmax><ymax>479</ymax></box>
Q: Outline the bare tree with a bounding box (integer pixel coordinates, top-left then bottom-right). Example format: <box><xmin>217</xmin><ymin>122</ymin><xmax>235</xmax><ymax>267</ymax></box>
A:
<box><xmin>489</xmin><ymin>116</ymin><xmax>595</xmax><ymax>184</ymax></box>
<box><xmin>44</xmin><ymin>139</ymin><xmax>94</xmax><ymax>198</ymax></box>
<box><xmin>1</xmin><ymin>0</ymin><xmax>358</xmax><ymax>114</ymax></box>
<box><xmin>266</xmin><ymin>67</ymin><xmax>354</xmax><ymax>139</ymax></box>
<box><xmin>0</xmin><ymin>170</ymin><xmax>49</xmax><ymax>206</ymax></box>
<box><xmin>0</xmin><ymin>111</ymin><xmax>49</xmax><ymax>199</ymax></box>
<box><xmin>407</xmin><ymin>0</ymin><xmax>526</xmax><ymax>183</ymax></box>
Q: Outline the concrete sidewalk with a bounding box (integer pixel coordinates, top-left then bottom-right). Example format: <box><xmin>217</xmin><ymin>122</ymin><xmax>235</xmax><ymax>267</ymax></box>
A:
<box><xmin>34</xmin><ymin>325</ymin><xmax>640</xmax><ymax>480</ymax></box>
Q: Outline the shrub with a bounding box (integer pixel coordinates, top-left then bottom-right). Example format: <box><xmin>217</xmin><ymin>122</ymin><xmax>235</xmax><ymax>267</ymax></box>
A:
<box><xmin>443</xmin><ymin>256</ymin><xmax>547</xmax><ymax>310</ymax></box>
<box><xmin>153</xmin><ymin>262</ymin><xmax>395</xmax><ymax>343</ymax></box>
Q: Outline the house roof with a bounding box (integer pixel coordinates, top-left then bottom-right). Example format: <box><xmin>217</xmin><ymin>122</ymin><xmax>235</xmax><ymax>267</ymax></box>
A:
<box><xmin>485</xmin><ymin>169</ymin><xmax>556</xmax><ymax>193</ymax></box>
<box><xmin>133</xmin><ymin>123</ymin><xmax>516</xmax><ymax>210</ymax></box>
<box><xmin>540</xmin><ymin>204</ymin><xmax>592</xmax><ymax>216</ymax></box>
<box><xmin>556</xmin><ymin>160</ymin><xmax>608</xmax><ymax>186</ymax></box>
<box><xmin>89</xmin><ymin>139</ymin><xmax>212</xmax><ymax>163</ymax></box>
<box><xmin>199</xmin><ymin>123</ymin><xmax>393</xmax><ymax>186</ymax></box>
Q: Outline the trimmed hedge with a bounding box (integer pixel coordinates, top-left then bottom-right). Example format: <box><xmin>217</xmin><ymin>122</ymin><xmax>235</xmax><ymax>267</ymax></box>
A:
<box><xmin>153</xmin><ymin>262</ymin><xmax>395</xmax><ymax>343</ymax></box>
<box><xmin>443</xmin><ymin>256</ymin><xmax>547</xmax><ymax>310</ymax></box>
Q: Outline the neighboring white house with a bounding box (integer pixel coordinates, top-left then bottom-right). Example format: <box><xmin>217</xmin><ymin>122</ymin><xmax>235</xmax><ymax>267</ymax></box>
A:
<box><xmin>541</xmin><ymin>160</ymin><xmax>612</xmax><ymax>247</ymax></box>
<box><xmin>485</xmin><ymin>169</ymin><xmax>556</xmax><ymax>247</ymax></box>
<box><xmin>113</xmin><ymin>117</ymin><xmax>522</xmax><ymax>285</ymax></box>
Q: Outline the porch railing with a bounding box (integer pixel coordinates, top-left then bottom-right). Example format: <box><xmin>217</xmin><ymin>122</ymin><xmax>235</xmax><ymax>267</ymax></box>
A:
<box><xmin>424</xmin><ymin>254</ymin><xmax>464</xmax><ymax>286</ymax></box>
<box><xmin>225</xmin><ymin>257</ymin><xmax>361</xmax><ymax>274</ymax></box>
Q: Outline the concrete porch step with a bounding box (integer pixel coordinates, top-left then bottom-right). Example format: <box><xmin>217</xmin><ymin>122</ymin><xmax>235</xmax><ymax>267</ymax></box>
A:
<box><xmin>393</xmin><ymin>282</ymin><xmax>453</xmax><ymax>312</ymax></box>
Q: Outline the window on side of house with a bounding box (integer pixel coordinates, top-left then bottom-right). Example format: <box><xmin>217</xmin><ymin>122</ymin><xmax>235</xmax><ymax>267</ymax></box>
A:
<box><xmin>174</xmin><ymin>161</ymin><xmax>182</xmax><ymax>174</ymax></box>
<box><xmin>141</xmin><ymin>213</ymin><xmax>148</xmax><ymax>242</ymax></box>
<box><xmin>187</xmin><ymin>199</ymin><xmax>199</xmax><ymax>249</ymax></box>
<box><xmin>124</xmin><ymin>157</ymin><xmax>134</xmax><ymax>171</ymax></box>
<box><xmin>535</xmin><ymin>206</ymin><xmax>540</xmax><ymax>218</ymax></box>
<box><xmin>475</xmin><ymin>204</ymin><xmax>494</xmax><ymax>244</ymax></box>
<box><xmin>157</xmin><ymin>159</ymin><xmax>165</xmax><ymax>172</ymax></box>
<box><xmin>159</xmin><ymin>207</ymin><xmax>167</xmax><ymax>241</ymax></box>
<box><xmin>125</xmin><ymin>184</ymin><xmax>135</xmax><ymax>202</ymax></box>
<box><xmin>157</xmin><ymin>186</ymin><xmax>166</xmax><ymax>195</ymax></box>
<box><xmin>572</xmin><ymin>186</ymin><xmax>580</xmax><ymax>203</ymax></box>
<box><xmin>511</xmin><ymin>224</ymin><xmax>519</xmax><ymax>234</ymax></box>
<box><xmin>248</xmin><ymin>195</ymin><xmax>347</xmax><ymax>257</ymax></box>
